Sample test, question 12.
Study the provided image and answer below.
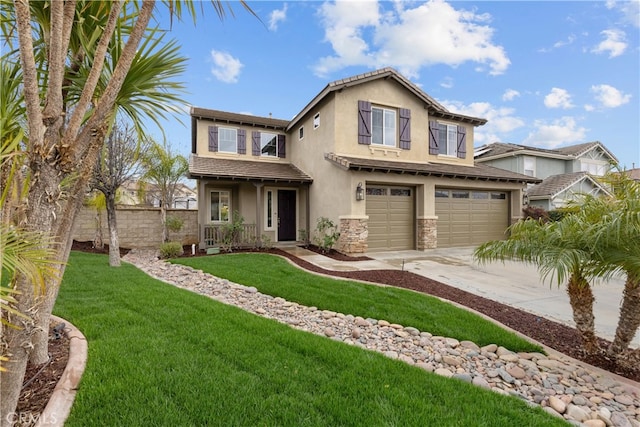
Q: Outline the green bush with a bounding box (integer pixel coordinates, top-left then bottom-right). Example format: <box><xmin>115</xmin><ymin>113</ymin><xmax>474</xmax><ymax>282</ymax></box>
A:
<box><xmin>159</xmin><ymin>241</ymin><xmax>183</xmax><ymax>259</ymax></box>
<box><xmin>548</xmin><ymin>206</ymin><xmax>579</xmax><ymax>222</ymax></box>
<box><xmin>312</xmin><ymin>217</ymin><xmax>340</xmax><ymax>252</ymax></box>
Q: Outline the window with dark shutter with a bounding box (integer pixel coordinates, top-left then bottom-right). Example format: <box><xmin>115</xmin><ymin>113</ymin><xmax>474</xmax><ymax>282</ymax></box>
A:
<box><xmin>277</xmin><ymin>135</ymin><xmax>286</xmax><ymax>158</ymax></box>
<box><xmin>358</xmin><ymin>100</ymin><xmax>372</xmax><ymax>145</ymax></box>
<box><xmin>208</xmin><ymin>126</ymin><xmax>218</xmax><ymax>152</ymax></box>
<box><xmin>457</xmin><ymin>126</ymin><xmax>466</xmax><ymax>159</ymax></box>
<box><xmin>399</xmin><ymin>108</ymin><xmax>411</xmax><ymax>150</ymax></box>
<box><xmin>237</xmin><ymin>129</ymin><xmax>246</xmax><ymax>154</ymax></box>
<box><xmin>252</xmin><ymin>131</ymin><xmax>260</xmax><ymax>156</ymax></box>
<box><xmin>428</xmin><ymin>121</ymin><xmax>439</xmax><ymax>155</ymax></box>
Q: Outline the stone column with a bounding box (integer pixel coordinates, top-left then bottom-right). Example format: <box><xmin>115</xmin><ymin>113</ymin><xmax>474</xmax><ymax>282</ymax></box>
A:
<box><xmin>417</xmin><ymin>216</ymin><xmax>437</xmax><ymax>250</ymax></box>
<box><xmin>337</xmin><ymin>216</ymin><xmax>368</xmax><ymax>254</ymax></box>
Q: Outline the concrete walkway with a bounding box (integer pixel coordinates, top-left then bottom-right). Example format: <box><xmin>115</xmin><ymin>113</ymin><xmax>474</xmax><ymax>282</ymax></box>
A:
<box><xmin>281</xmin><ymin>245</ymin><xmax>639</xmax><ymax>349</ymax></box>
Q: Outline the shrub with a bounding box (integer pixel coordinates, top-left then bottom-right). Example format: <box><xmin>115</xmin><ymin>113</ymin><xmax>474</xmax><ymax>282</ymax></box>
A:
<box><xmin>548</xmin><ymin>206</ymin><xmax>579</xmax><ymax>222</ymax></box>
<box><xmin>159</xmin><ymin>241</ymin><xmax>183</xmax><ymax>259</ymax></box>
<box><xmin>220</xmin><ymin>211</ymin><xmax>244</xmax><ymax>252</ymax></box>
<box><xmin>312</xmin><ymin>217</ymin><xmax>340</xmax><ymax>252</ymax></box>
<box><xmin>166</xmin><ymin>215</ymin><xmax>184</xmax><ymax>233</ymax></box>
<box><xmin>522</xmin><ymin>206</ymin><xmax>549</xmax><ymax>222</ymax></box>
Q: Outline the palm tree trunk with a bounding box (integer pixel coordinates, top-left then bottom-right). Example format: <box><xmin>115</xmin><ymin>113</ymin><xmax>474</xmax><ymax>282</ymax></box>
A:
<box><xmin>608</xmin><ymin>273</ymin><xmax>640</xmax><ymax>357</ymax></box>
<box><xmin>161</xmin><ymin>202</ymin><xmax>168</xmax><ymax>243</ymax></box>
<box><xmin>106</xmin><ymin>193</ymin><xmax>121</xmax><ymax>267</ymax></box>
<box><xmin>566</xmin><ymin>272</ymin><xmax>600</xmax><ymax>354</ymax></box>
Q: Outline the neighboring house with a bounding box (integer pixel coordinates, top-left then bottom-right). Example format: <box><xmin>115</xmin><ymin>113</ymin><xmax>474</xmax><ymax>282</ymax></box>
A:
<box><xmin>118</xmin><ymin>180</ymin><xmax>197</xmax><ymax>209</ymax></box>
<box><xmin>474</xmin><ymin>142</ymin><xmax>618</xmax><ymax>211</ymax></box>
<box><xmin>189</xmin><ymin>68</ymin><xmax>539</xmax><ymax>254</ymax></box>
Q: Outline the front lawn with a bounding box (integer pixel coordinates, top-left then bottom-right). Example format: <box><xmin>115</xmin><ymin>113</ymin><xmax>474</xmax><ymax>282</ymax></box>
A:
<box><xmin>173</xmin><ymin>253</ymin><xmax>541</xmax><ymax>352</ymax></box>
<box><xmin>53</xmin><ymin>252</ymin><xmax>563</xmax><ymax>426</ymax></box>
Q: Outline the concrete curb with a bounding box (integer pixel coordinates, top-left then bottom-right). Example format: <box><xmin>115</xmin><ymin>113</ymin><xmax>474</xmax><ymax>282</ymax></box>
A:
<box><xmin>35</xmin><ymin>315</ymin><xmax>87</xmax><ymax>427</ymax></box>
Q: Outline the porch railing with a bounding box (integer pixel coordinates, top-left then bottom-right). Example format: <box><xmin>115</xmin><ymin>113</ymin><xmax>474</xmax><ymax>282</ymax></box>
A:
<box><xmin>202</xmin><ymin>223</ymin><xmax>257</xmax><ymax>248</ymax></box>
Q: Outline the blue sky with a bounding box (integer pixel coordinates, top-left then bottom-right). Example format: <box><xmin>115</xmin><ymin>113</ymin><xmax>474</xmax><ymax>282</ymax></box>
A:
<box><xmin>152</xmin><ymin>0</ymin><xmax>640</xmax><ymax>169</ymax></box>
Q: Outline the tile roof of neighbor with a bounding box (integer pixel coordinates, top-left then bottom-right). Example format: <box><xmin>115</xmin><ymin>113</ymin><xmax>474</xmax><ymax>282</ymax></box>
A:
<box><xmin>525</xmin><ymin>171</ymin><xmax>598</xmax><ymax>198</ymax></box>
<box><xmin>324</xmin><ymin>153</ymin><xmax>541</xmax><ymax>184</ymax></box>
<box><xmin>188</xmin><ymin>155</ymin><xmax>313</xmax><ymax>183</ymax></box>
<box><xmin>475</xmin><ymin>141</ymin><xmax>618</xmax><ymax>162</ymax></box>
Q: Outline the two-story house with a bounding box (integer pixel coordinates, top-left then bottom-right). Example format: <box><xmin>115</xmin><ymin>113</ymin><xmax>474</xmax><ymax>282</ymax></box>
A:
<box><xmin>474</xmin><ymin>142</ymin><xmax>618</xmax><ymax>211</ymax></box>
<box><xmin>189</xmin><ymin>68</ymin><xmax>539</xmax><ymax>254</ymax></box>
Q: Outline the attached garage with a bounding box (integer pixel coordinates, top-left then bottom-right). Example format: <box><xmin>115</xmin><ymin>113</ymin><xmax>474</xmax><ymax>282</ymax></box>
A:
<box><xmin>366</xmin><ymin>185</ymin><xmax>415</xmax><ymax>251</ymax></box>
<box><xmin>435</xmin><ymin>188</ymin><xmax>509</xmax><ymax>248</ymax></box>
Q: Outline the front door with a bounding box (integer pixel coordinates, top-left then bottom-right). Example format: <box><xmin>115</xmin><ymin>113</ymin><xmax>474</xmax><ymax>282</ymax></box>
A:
<box><xmin>277</xmin><ymin>190</ymin><xmax>296</xmax><ymax>241</ymax></box>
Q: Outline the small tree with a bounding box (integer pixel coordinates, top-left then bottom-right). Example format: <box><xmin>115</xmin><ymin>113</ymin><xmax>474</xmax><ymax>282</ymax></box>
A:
<box><xmin>138</xmin><ymin>140</ymin><xmax>189</xmax><ymax>243</ymax></box>
<box><xmin>92</xmin><ymin>121</ymin><xmax>148</xmax><ymax>266</ymax></box>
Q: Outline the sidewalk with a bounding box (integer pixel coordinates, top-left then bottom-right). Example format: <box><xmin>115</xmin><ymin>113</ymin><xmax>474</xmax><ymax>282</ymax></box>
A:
<box><xmin>280</xmin><ymin>245</ymin><xmax>638</xmax><ymax>349</ymax></box>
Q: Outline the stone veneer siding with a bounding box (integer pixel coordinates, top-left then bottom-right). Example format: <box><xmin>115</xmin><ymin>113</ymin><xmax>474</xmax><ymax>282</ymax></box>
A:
<box><xmin>417</xmin><ymin>218</ymin><xmax>437</xmax><ymax>250</ymax></box>
<box><xmin>337</xmin><ymin>217</ymin><xmax>368</xmax><ymax>254</ymax></box>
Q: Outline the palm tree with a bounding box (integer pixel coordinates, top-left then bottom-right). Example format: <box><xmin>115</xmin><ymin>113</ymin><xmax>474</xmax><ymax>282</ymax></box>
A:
<box><xmin>0</xmin><ymin>1</ymin><xmax>254</xmax><ymax>420</ymax></box>
<box><xmin>138</xmin><ymin>140</ymin><xmax>189</xmax><ymax>243</ymax></box>
<box><xmin>578</xmin><ymin>172</ymin><xmax>640</xmax><ymax>357</ymax></box>
<box><xmin>474</xmin><ymin>216</ymin><xmax>602</xmax><ymax>355</ymax></box>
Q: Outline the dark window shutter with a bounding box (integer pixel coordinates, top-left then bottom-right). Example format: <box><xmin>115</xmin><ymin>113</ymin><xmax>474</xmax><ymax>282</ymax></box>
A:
<box><xmin>252</xmin><ymin>131</ymin><xmax>260</xmax><ymax>156</ymax></box>
<box><xmin>237</xmin><ymin>129</ymin><xmax>246</xmax><ymax>154</ymax></box>
<box><xmin>208</xmin><ymin>126</ymin><xmax>218</xmax><ymax>152</ymax></box>
<box><xmin>428</xmin><ymin>121</ymin><xmax>439</xmax><ymax>155</ymax></box>
<box><xmin>277</xmin><ymin>134</ymin><xmax>286</xmax><ymax>158</ymax></box>
<box><xmin>358</xmin><ymin>100</ymin><xmax>371</xmax><ymax>145</ymax></box>
<box><xmin>457</xmin><ymin>125</ymin><xmax>467</xmax><ymax>159</ymax></box>
<box><xmin>399</xmin><ymin>108</ymin><xmax>411</xmax><ymax>150</ymax></box>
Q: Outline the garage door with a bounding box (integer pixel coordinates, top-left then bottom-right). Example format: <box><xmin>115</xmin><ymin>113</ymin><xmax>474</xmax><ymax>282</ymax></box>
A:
<box><xmin>435</xmin><ymin>189</ymin><xmax>509</xmax><ymax>248</ymax></box>
<box><xmin>366</xmin><ymin>186</ymin><xmax>414</xmax><ymax>251</ymax></box>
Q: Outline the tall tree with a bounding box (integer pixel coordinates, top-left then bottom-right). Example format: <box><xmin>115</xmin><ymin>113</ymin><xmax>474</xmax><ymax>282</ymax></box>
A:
<box><xmin>92</xmin><ymin>121</ymin><xmax>149</xmax><ymax>267</ymax></box>
<box><xmin>138</xmin><ymin>140</ymin><xmax>189</xmax><ymax>243</ymax></box>
<box><xmin>0</xmin><ymin>1</ymin><xmax>254</xmax><ymax>419</ymax></box>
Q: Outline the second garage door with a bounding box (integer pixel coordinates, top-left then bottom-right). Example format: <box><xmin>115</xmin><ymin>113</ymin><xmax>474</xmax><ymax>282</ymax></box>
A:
<box><xmin>435</xmin><ymin>189</ymin><xmax>509</xmax><ymax>248</ymax></box>
<box><xmin>366</xmin><ymin>186</ymin><xmax>414</xmax><ymax>251</ymax></box>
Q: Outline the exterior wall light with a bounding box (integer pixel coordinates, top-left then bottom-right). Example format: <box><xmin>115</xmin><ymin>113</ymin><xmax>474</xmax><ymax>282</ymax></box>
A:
<box><xmin>523</xmin><ymin>192</ymin><xmax>529</xmax><ymax>206</ymax></box>
<box><xmin>356</xmin><ymin>182</ymin><xmax>365</xmax><ymax>201</ymax></box>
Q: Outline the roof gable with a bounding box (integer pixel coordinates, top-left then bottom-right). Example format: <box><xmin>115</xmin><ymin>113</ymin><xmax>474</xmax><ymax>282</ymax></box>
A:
<box><xmin>287</xmin><ymin>67</ymin><xmax>487</xmax><ymax>131</ymax></box>
<box><xmin>526</xmin><ymin>171</ymin><xmax>610</xmax><ymax>199</ymax></box>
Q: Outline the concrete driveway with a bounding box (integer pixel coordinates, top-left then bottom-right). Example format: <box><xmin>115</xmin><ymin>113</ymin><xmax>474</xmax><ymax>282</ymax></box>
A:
<box><xmin>366</xmin><ymin>247</ymin><xmax>639</xmax><ymax>350</ymax></box>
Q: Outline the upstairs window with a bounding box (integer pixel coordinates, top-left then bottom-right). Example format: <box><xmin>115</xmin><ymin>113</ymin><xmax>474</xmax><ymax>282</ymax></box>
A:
<box><xmin>313</xmin><ymin>113</ymin><xmax>320</xmax><ymax>129</ymax></box>
<box><xmin>218</xmin><ymin>127</ymin><xmax>237</xmax><ymax>153</ymax></box>
<box><xmin>261</xmin><ymin>132</ymin><xmax>278</xmax><ymax>157</ymax></box>
<box><xmin>252</xmin><ymin>131</ymin><xmax>286</xmax><ymax>158</ymax></box>
<box><xmin>298</xmin><ymin>126</ymin><xmax>304</xmax><ymax>140</ymax></box>
<box><xmin>428</xmin><ymin>121</ymin><xmax>467</xmax><ymax>159</ymax></box>
<box><xmin>524</xmin><ymin>156</ymin><xmax>536</xmax><ymax>177</ymax></box>
<box><xmin>580</xmin><ymin>160</ymin><xmax>607</xmax><ymax>176</ymax></box>
<box><xmin>372</xmin><ymin>107</ymin><xmax>396</xmax><ymax>147</ymax></box>
<box><xmin>358</xmin><ymin>100</ymin><xmax>411</xmax><ymax>149</ymax></box>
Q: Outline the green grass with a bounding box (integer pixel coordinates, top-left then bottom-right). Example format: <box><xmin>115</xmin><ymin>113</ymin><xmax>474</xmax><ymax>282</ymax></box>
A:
<box><xmin>173</xmin><ymin>253</ymin><xmax>541</xmax><ymax>353</ymax></box>
<box><xmin>53</xmin><ymin>251</ymin><xmax>565</xmax><ymax>426</ymax></box>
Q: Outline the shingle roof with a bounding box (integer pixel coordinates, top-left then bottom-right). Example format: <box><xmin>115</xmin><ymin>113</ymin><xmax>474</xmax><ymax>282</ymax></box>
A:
<box><xmin>526</xmin><ymin>171</ymin><xmax>597</xmax><ymax>198</ymax></box>
<box><xmin>190</xmin><ymin>107</ymin><xmax>289</xmax><ymax>129</ymax></box>
<box><xmin>287</xmin><ymin>67</ymin><xmax>487</xmax><ymax>131</ymax></box>
<box><xmin>188</xmin><ymin>155</ymin><xmax>313</xmax><ymax>183</ymax></box>
<box><xmin>475</xmin><ymin>141</ymin><xmax>618</xmax><ymax>163</ymax></box>
<box><xmin>325</xmin><ymin>153</ymin><xmax>541</xmax><ymax>184</ymax></box>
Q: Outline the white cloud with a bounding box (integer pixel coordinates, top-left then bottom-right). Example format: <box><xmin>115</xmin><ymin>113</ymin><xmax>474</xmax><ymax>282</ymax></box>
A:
<box><xmin>551</xmin><ymin>34</ymin><xmax>576</xmax><ymax>49</ymax></box>
<box><xmin>209</xmin><ymin>50</ymin><xmax>243</xmax><ymax>83</ymax></box>
<box><xmin>313</xmin><ymin>0</ymin><xmax>510</xmax><ymax>78</ymax></box>
<box><xmin>523</xmin><ymin>117</ymin><xmax>587</xmax><ymax>148</ymax></box>
<box><xmin>591</xmin><ymin>29</ymin><xmax>627</xmax><ymax>57</ymax></box>
<box><xmin>544</xmin><ymin>88</ymin><xmax>574</xmax><ymax>109</ymax></box>
<box><xmin>440</xmin><ymin>76</ymin><xmax>454</xmax><ymax>89</ymax></box>
<box><xmin>590</xmin><ymin>84</ymin><xmax>631</xmax><ymax>108</ymax></box>
<box><xmin>269</xmin><ymin>4</ymin><xmax>288</xmax><ymax>31</ymax></box>
<box><xmin>442</xmin><ymin>99</ymin><xmax>524</xmax><ymax>145</ymax></box>
<box><xmin>502</xmin><ymin>89</ymin><xmax>520</xmax><ymax>101</ymax></box>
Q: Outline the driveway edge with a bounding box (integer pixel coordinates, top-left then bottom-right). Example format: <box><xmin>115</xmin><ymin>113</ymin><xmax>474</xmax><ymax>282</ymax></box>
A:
<box><xmin>35</xmin><ymin>315</ymin><xmax>87</xmax><ymax>427</ymax></box>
